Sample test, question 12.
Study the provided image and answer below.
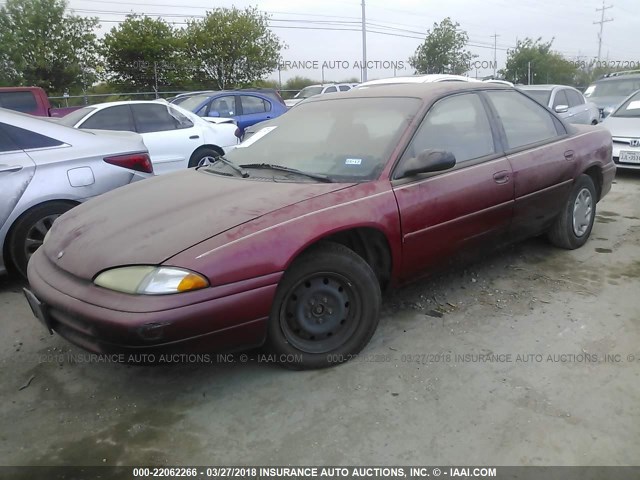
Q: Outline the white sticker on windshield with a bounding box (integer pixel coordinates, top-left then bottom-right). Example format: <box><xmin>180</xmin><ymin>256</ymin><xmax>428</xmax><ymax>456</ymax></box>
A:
<box><xmin>236</xmin><ymin>126</ymin><xmax>278</xmax><ymax>148</ymax></box>
<box><xmin>345</xmin><ymin>158</ymin><xmax>362</xmax><ymax>165</ymax></box>
<box><xmin>627</xmin><ymin>101</ymin><xmax>640</xmax><ymax>110</ymax></box>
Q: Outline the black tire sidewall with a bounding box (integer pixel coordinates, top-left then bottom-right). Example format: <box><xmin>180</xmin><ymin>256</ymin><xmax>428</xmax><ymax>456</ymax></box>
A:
<box><xmin>8</xmin><ymin>202</ymin><xmax>74</xmax><ymax>279</ymax></box>
<box><xmin>188</xmin><ymin>148</ymin><xmax>219</xmax><ymax>168</ymax></box>
<box><xmin>266</xmin><ymin>243</ymin><xmax>381</xmax><ymax>369</ymax></box>
<box><xmin>562</xmin><ymin>175</ymin><xmax>597</xmax><ymax>249</ymax></box>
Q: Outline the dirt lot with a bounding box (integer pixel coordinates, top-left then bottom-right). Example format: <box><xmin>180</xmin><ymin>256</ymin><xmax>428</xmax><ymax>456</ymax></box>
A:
<box><xmin>1</xmin><ymin>173</ymin><xmax>639</xmax><ymax>467</ymax></box>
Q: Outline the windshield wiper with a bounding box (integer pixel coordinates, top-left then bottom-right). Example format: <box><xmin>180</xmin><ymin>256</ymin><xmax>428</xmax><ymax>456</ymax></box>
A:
<box><xmin>239</xmin><ymin>163</ymin><xmax>333</xmax><ymax>183</ymax></box>
<box><xmin>199</xmin><ymin>155</ymin><xmax>249</xmax><ymax>178</ymax></box>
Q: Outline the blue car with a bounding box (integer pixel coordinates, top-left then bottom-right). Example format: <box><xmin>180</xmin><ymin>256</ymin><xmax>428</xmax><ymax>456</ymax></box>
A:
<box><xmin>171</xmin><ymin>90</ymin><xmax>288</xmax><ymax>134</ymax></box>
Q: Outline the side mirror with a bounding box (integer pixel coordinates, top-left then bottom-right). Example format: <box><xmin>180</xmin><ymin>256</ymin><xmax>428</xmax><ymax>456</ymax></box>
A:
<box><xmin>398</xmin><ymin>149</ymin><xmax>456</xmax><ymax>178</ymax></box>
<box><xmin>554</xmin><ymin>104</ymin><xmax>569</xmax><ymax>113</ymax></box>
<box><xmin>208</xmin><ymin>111</ymin><xmax>221</xmax><ymax>118</ymax></box>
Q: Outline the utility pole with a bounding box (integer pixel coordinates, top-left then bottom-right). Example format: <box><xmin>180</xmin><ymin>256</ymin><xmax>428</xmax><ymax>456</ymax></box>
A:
<box><xmin>361</xmin><ymin>0</ymin><xmax>368</xmax><ymax>82</ymax></box>
<box><xmin>594</xmin><ymin>0</ymin><xmax>613</xmax><ymax>62</ymax></box>
<box><xmin>490</xmin><ymin>33</ymin><xmax>500</xmax><ymax>78</ymax></box>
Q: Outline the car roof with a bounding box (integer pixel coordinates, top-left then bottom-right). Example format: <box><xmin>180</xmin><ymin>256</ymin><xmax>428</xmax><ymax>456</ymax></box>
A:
<box><xmin>595</xmin><ymin>73</ymin><xmax>640</xmax><ymax>83</ymax></box>
<box><xmin>304</xmin><ymin>82</ymin><xmax>511</xmax><ymax>103</ymax></box>
<box><xmin>358</xmin><ymin>74</ymin><xmax>480</xmax><ymax>87</ymax></box>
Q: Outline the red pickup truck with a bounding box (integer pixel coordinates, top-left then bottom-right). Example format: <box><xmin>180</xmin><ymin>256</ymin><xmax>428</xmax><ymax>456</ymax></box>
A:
<box><xmin>0</xmin><ymin>86</ymin><xmax>80</xmax><ymax>117</ymax></box>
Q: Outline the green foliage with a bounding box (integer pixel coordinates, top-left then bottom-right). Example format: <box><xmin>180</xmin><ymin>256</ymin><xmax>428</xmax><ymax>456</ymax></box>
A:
<box><xmin>101</xmin><ymin>15</ymin><xmax>186</xmax><ymax>92</ymax></box>
<box><xmin>0</xmin><ymin>0</ymin><xmax>99</xmax><ymax>95</ymax></box>
<box><xmin>183</xmin><ymin>6</ymin><xmax>285</xmax><ymax>89</ymax></box>
<box><xmin>500</xmin><ymin>38</ymin><xmax>578</xmax><ymax>85</ymax></box>
<box><xmin>409</xmin><ymin>18</ymin><xmax>475</xmax><ymax>75</ymax></box>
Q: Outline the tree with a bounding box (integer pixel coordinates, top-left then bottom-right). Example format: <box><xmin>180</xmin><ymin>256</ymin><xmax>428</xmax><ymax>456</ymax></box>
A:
<box><xmin>101</xmin><ymin>15</ymin><xmax>186</xmax><ymax>92</ymax></box>
<box><xmin>500</xmin><ymin>38</ymin><xmax>578</xmax><ymax>85</ymax></box>
<box><xmin>0</xmin><ymin>0</ymin><xmax>98</xmax><ymax>94</ymax></box>
<box><xmin>183</xmin><ymin>6</ymin><xmax>284</xmax><ymax>89</ymax></box>
<box><xmin>409</xmin><ymin>18</ymin><xmax>475</xmax><ymax>75</ymax></box>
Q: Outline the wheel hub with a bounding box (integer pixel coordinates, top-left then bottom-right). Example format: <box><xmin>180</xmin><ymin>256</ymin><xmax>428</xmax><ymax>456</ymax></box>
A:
<box><xmin>572</xmin><ymin>188</ymin><xmax>593</xmax><ymax>237</ymax></box>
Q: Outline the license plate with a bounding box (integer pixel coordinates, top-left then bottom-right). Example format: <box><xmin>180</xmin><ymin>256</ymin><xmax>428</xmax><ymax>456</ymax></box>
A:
<box><xmin>23</xmin><ymin>288</ymin><xmax>53</xmax><ymax>334</ymax></box>
<box><xmin>619</xmin><ymin>150</ymin><xmax>640</xmax><ymax>164</ymax></box>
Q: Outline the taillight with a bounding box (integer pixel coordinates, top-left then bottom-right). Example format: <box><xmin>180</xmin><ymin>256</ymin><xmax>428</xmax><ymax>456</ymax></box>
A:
<box><xmin>104</xmin><ymin>153</ymin><xmax>153</xmax><ymax>174</ymax></box>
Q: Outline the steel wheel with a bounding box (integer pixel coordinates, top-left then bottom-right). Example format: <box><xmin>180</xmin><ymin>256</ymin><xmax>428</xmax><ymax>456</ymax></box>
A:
<box><xmin>280</xmin><ymin>272</ymin><xmax>361</xmax><ymax>354</ymax></box>
<box><xmin>572</xmin><ymin>187</ymin><xmax>593</xmax><ymax>237</ymax></box>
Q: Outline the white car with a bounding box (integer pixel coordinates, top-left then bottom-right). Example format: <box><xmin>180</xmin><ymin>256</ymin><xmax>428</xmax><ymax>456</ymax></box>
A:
<box><xmin>284</xmin><ymin>84</ymin><xmax>354</xmax><ymax>107</ymax></box>
<box><xmin>357</xmin><ymin>74</ymin><xmax>481</xmax><ymax>88</ymax></box>
<box><xmin>1</xmin><ymin>107</ymin><xmax>151</xmax><ymax>278</ymax></box>
<box><xmin>520</xmin><ymin>85</ymin><xmax>600</xmax><ymax>125</ymax></box>
<box><xmin>59</xmin><ymin>101</ymin><xmax>239</xmax><ymax>175</ymax></box>
<box><xmin>602</xmin><ymin>89</ymin><xmax>640</xmax><ymax>170</ymax></box>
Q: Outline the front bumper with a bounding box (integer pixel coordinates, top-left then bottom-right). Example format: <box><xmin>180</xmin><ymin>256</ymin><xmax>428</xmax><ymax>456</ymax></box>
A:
<box><xmin>612</xmin><ymin>142</ymin><xmax>640</xmax><ymax>170</ymax></box>
<box><xmin>26</xmin><ymin>249</ymin><xmax>280</xmax><ymax>356</ymax></box>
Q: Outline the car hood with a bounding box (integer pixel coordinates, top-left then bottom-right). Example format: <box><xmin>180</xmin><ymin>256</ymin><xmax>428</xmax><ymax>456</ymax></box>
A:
<box><xmin>602</xmin><ymin>116</ymin><xmax>640</xmax><ymax>138</ymax></box>
<box><xmin>44</xmin><ymin>170</ymin><xmax>352</xmax><ymax>279</ymax></box>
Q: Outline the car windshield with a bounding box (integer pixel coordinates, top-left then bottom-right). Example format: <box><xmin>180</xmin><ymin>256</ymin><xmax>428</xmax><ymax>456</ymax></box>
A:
<box><xmin>295</xmin><ymin>86</ymin><xmax>324</xmax><ymax>99</ymax></box>
<box><xmin>521</xmin><ymin>89</ymin><xmax>551</xmax><ymax>105</ymax></box>
<box><xmin>57</xmin><ymin>107</ymin><xmax>95</xmax><ymax>126</ymax></box>
<box><xmin>612</xmin><ymin>91</ymin><xmax>640</xmax><ymax>118</ymax></box>
<box><xmin>175</xmin><ymin>93</ymin><xmax>214</xmax><ymax>111</ymax></box>
<box><xmin>222</xmin><ymin>97</ymin><xmax>421</xmax><ymax>182</ymax></box>
<box><xmin>584</xmin><ymin>78</ymin><xmax>640</xmax><ymax>99</ymax></box>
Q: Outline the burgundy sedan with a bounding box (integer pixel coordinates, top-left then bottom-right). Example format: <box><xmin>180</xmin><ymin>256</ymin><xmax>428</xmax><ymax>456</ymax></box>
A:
<box><xmin>25</xmin><ymin>83</ymin><xmax>615</xmax><ymax>369</ymax></box>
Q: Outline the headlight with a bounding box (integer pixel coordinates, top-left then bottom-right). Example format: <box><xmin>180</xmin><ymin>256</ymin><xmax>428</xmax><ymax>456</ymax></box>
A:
<box><xmin>94</xmin><ymin>266</ymin><xmax>209</xmax><ymax>295</ymax></box>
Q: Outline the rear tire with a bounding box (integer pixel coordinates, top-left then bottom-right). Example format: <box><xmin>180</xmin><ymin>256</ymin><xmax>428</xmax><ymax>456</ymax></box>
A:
<box><xmin>8</xmin><ymin>202</ymin><xmax>74</xmax><ymax>279</ymax></box>
<box><xmin>266</xmin><ymin>242</ymin><xmax>381</xmax><ymax>370</ymax></box>
<box><xmin>188</xmin><ymin>148</ymin><xmax>220</xmax><ymax>168</ymax></box>
<box><xmin>547</xmin><ymin>174</ymin><xmax>597</xmax><ymax>249</ymax></box>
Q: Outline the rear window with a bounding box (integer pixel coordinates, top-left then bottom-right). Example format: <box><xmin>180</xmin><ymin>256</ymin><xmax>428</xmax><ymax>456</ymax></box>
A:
<box><xmin>585</xmin><ymin>78</ymin><xmax>640</xmax><ymax>99</ymax></box>
<box><xmin>521</xmin><ymin>89</ymin><xmax>552</xmax><ymax>106</ymax></box>
<box><xmin>0</xmin><ymin>91</ymin><xmax>38</xmax><ymax>113</ymax></box>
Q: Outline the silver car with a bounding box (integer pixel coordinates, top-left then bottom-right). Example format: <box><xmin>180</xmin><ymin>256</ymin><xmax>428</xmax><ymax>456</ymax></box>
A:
<box><xmin>602</xmin><ymin>89</ymin><xmax>640</xmax><ymax>170</ymax></box>
<box><xmin>1</xmin><ymin>108</ymin><xmax>151</xmax><ymax>278</ymax></box>
<box><xmin>520</xmin><ymin>85</ymin><xmax>600</xmax><ymax>125</ymax></box>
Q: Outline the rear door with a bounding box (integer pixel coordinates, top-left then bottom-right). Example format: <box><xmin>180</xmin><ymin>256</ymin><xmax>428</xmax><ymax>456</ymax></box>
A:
<box><xmin>237</xmin><ymin>95</ymin><xmax>274</xmax><ymax>131</ymax></box>
<box><xmin>131</xmin><ymin>103</ymin><xmax>200</xmax><ymax>174</ymax></box>
<box><xmin>392</xmin><ymin>92</ymin><xmax>514</xmax><ymax>281</ymax></box>
<box><xmin>0</xmin><ymin>124</ymin><xmax>38</xmax><ymax>228</ymax></box>
<box><xmin>484</xmin><ymin>89</ymin><xmax>575</xmax><ymax>239</ymax></box>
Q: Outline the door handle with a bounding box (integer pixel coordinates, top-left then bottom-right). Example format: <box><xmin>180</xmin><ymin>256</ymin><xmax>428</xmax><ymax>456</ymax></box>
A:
<box><xmin>493</xmin><ymin>171</ymin><xmax>510</xmax><ymax>184</ymax></box>
<box><xmin>0</xmin><ymin>165</ymin><xmax>23</xmax><ymax>173</ymax></box>
<box><xmin>189</xmin><ymin>135</ymin><xmax>200</xmax><ymax>140</ymax></box>
<box><xmin>564</xmin><ymin>150</ymin><xmax>575</xmax><ymax>160</ymax></box>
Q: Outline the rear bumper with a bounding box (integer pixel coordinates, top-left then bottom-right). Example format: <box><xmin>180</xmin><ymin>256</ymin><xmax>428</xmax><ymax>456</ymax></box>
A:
<box><xmin>26</xmin><ymin>249</ymin><xmax>280</xmax><ymax>356</ymax></box>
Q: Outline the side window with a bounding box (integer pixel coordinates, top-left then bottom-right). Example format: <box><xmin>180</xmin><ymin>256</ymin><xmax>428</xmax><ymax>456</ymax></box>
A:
<box><xmin>486</xmin><ymin>90</ymin><xmax>560</xmax><ymax>150</ymax></box>
<box><xmin>400</xmin><ymin>93</ymin><xmax>495</xmax><ymax>165</ymax></box>
<box><xmin>0</xmin><ymin>125</ymin><xmax>19</xmax><ymax>152</ymax></box>
<box><xmin>566</xmin><ymin>90</ymin><xmax>585</xmax><ymax>107</ymax></box>
<box><xmin>1</xmin><ymin>122</ymin><xmax>63</xmax><ymax>150</ymax></box>
<box><xmin>0</xmin><ymin>91</ymin><xmax>38</xmax><ymax>113</ymax></box>
<box><xmin>80</xmin><ymin>105</ymin><xmax>135</xmax><ymax>131</ymax></box>
<box><xmin>209</xmin><ymin>96</ymin><xmax>236</xmax><ymax>117</ymax></box>
<box><xmin>324</xmin><ymin>86</ymin><xmax>338</xmax><ymax>93</ymax></box>
<box><xmin>552</xmin><ymin>90</ymin><xmax>569</xmax><ymax>108</ymax></box>
<box><xmin>167</xmin><ymin>106</ymin><xmax>194</xmax><ymax>129</ymax></box>
<box><xmin>132</xmin><ymin>104</ymin><xmax>179</xmax><ymax>133</ymax></box>
<box><xmin>240</xmin><ymin>96</ymin><xmax>269</xmax><ymax>114</ymax></box>
<box><xmin>338</xmin><ymin>85</ymin><xmax>351</xmax><ymax>92</ymax></box>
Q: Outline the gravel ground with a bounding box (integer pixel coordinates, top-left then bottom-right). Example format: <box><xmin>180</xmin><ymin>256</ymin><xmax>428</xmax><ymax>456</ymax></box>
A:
<box><xmin>1</xmin><ymin>172</ymin><xmax>639</xmax><ymax>467</ymax></box>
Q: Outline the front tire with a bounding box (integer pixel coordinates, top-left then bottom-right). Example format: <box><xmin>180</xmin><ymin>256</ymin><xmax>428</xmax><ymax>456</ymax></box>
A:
<box><xmin>8</xmin><ymin>202</ymin><xmax>74</xmax><ymax>279</ymax></box>
<box><xmin>266</xmin><ymin>242</ymin><xmax>381</xmax><ymax>370</ymax></box>
<box><xmin>188</xmin><ymin>148</ymin><xmax>220</xmax><ymax>168</ymax></box>
<box><xmin>547</xmin><ymin>174</ymin><xmax>597</xmax><ymax>249</ymax></box>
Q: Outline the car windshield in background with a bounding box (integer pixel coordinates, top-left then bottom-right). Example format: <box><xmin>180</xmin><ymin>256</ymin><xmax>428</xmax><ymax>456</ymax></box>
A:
<box><xmin>174</xmin><ymin>94</ymin><xmax>213</xmax><ymax>112</ymax></box>
<box><xmin>295</xmin><ymin>86</ymin><xmax>324</xmax><ymax>99</ymax></box>
<box><xmin>584</xmin><ymin>78</ymin><xmax>640</xmax><ymax>99</ymax></box>
<box><xmin>221</xmin><ymin>97</ymin><xmax>421</xmax><ymax>182</ymax></box>
<box><xmin>57</xmin><ymin>107</ymin><xmax>95</xmax><ymax>126</ymax></box>
<box><xmin>612</xmin><ymin>92</ymin><xmax>640</xmax><ymax>118</ymax></box>
<box><xmin>521</xmin><ymin>89</ymin><xmax>552</xmax><ymax>105</ymax></box>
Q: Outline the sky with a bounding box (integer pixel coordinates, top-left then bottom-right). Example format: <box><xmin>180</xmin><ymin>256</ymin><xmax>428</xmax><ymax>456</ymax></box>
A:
<box><xmin>66</xmin><ymin>0</ymin><xmax>640</xmax><ymax>85</ymax></box>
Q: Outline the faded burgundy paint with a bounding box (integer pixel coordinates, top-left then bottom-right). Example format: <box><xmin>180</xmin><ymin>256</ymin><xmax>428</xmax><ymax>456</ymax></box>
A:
<box><xmin>0</xmin><ymin>86</ymin><xmax>80</xmax><ymax>117</ymax></box>
<box><xmin>26</xmin><ymin>83</ymin><xmax>616</xmax><ymax>356</ymax></box>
